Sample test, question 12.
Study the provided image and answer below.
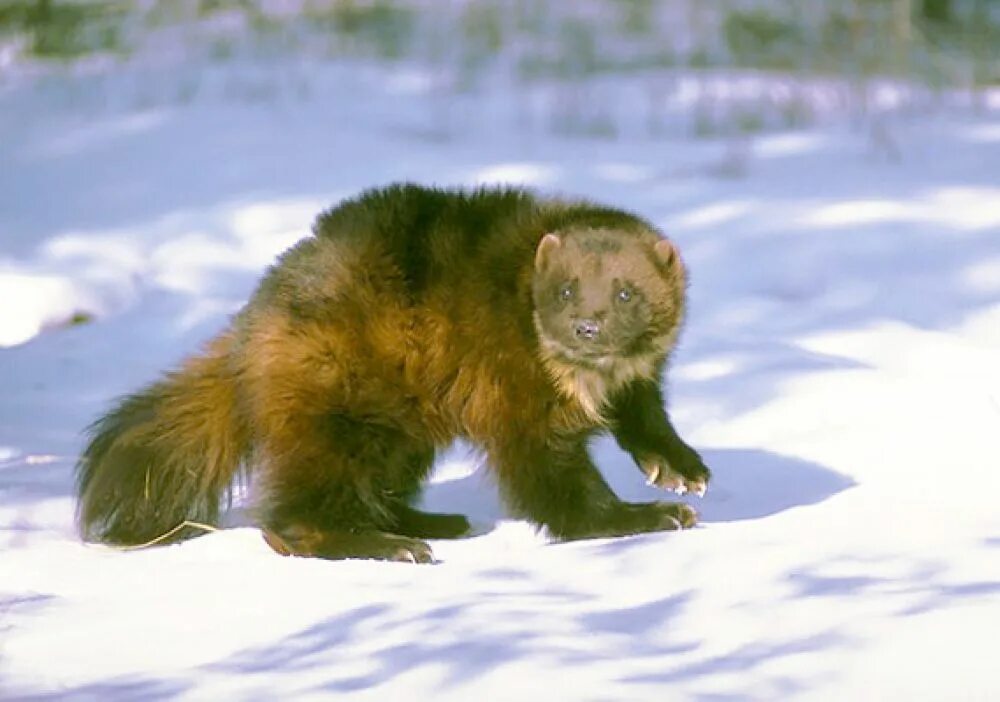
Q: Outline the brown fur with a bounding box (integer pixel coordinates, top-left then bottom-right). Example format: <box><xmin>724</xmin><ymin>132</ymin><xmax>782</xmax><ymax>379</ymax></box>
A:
<box><xmin>76</xmin><ymin>184</ymin><xmax>710</xmax><ymax>561</ymax></box>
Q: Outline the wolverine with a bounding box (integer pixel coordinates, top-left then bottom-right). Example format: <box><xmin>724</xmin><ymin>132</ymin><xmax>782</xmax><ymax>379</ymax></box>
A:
<box><xmin>76</xmin><ymin>184</ymin><xmax>711</xmax><ymax>562</ymax></box>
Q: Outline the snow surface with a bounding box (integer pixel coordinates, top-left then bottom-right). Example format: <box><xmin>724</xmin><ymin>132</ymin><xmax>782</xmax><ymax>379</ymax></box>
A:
<box><xmin>2</xmin><ymin>60</ymin><xmax>1000</xmax><ymax>701</ymax></box>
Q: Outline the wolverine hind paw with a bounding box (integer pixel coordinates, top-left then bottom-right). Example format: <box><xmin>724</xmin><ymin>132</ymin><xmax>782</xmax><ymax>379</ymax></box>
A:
<box><xmin>262</xmin><ymin>526</ymin><xmax>436</xmax><ymax>563</ymax></box>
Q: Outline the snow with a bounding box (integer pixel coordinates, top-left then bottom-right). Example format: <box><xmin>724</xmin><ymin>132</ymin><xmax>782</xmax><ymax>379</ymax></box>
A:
<box><xmin>2</xmin><ymin>55</ymin><xmax>1000</xmax><ymax>701</ymax></box>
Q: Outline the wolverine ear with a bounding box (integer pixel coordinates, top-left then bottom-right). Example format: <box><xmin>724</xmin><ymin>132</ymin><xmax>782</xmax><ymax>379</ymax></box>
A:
<box><xmin>654</xmin><ymin>238</ymin><xmax>687</xmax><ymax>288</ymax></box>
<box><xmin>654</xmin><ymin>238</ymin><xmax>680</xmax><ymax>270</ymax></box>
<box><xmin>535</xmin><ymin>233</ymin><xmax>562</xmax><ymax>271</ymax></box>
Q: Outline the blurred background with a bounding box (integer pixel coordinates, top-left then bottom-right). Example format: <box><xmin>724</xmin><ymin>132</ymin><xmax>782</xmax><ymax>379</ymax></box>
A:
<box><xmin>1</xmin><ymin>0</ymin><xmax>997</xmax><ymax>141</ymax></box>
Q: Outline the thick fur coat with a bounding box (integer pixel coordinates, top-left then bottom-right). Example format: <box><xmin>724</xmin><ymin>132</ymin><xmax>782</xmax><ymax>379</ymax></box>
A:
<box><xmin>77</xmin><ymin>184</ymin><xmax>711</xmax><ymax>562</ymax></box>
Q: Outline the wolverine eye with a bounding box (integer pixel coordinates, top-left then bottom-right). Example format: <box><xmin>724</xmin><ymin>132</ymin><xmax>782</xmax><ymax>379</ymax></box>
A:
<box><xmin>559</xmin><ymin>285</ymin><xmax>574</xmax><ymax>301</ymax></box>
<box><xmin>617</xmin><ymin>287</ymin><xmax>633</xmax><ymax>303</ymax></box>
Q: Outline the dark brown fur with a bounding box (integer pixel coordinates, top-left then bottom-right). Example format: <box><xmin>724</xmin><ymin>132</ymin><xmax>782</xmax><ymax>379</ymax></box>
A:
<box><xmin>76</xmin><ymin>184</ymin><xmax>710</xmax><ymax>562</ymax></box>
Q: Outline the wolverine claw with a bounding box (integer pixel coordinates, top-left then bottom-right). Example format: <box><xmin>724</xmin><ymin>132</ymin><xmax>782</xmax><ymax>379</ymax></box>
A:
<box><xmin>262</xmin><ymin>528</ymin><xmax>293</xmax><ymax>556</ymax></box>
<box><xmin>686</xmin><ymin>479</ymin><xmax>707</xmax><ymax>497</ymax></box>
<box><xmin>663</xmin><ymin>516</ymin><xmax>682</xmax><ymax>530</ymax></box>
<box><xmin>643</xmin><ymin>462</ymin><xmax>660</xmax><ymax>486</ymax></box>
<box><xmin>653</xmin><ymin>502</ymin><xmax>698</xmax><ymax>530</ymax></box>
<box><xmin>638</xmin><ymin>452</ymin><xmax>710</xmax><ymax>498</ymax></box>
<box><xmin>639</xmin><ymin>457</ymin><xmax>687</xmax><ymax>492</ymax></box>
<box><xmin>675</xmin><ymin>503</ymin><xmax>699</xmax><ymax>528</ymax></box>
<box><xmin>394</xmin><ymin>542</ymin><xmax>436</xmax><ymax>564</ymax></box>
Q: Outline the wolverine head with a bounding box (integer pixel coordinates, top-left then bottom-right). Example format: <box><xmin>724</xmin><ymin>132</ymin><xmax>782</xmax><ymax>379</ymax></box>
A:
<box><xmin>531</xmin><ymin>227</ymin><xmax>687</xmax><ymax>370</ymax></box>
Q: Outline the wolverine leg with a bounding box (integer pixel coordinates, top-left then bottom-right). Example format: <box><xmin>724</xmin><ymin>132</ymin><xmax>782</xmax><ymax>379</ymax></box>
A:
<box><xmin>607</xmin><ymin>380</ymin><xmax>711</xmax><ymax>495</ymax></box>
<box><xmin>257</xmin><ymin>414</ymin><xmax>447</xmax><ymax>562</ymax></box>
<box><xmin>491</xmin><ymin>434</ymin><xmax>697</xmax><ymax>541</ymax></box>
<box><xmin>391</xmin><ymin>504</ymin><xmax>470</xmax><ymax>539</ymax></box>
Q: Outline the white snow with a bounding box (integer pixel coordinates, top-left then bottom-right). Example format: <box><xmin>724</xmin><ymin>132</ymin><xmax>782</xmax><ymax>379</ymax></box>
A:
<box><xmin>2</xmin><ymin>54</ymin><xmax>999</xmax><ymax>701</ymax></box>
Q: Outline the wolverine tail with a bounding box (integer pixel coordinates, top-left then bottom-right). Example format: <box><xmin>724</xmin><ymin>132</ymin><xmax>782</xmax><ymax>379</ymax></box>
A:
<box><xmin>76</xmin><ymin>330</ymin><xmax>249</xmax><ymax>546</ymax></box>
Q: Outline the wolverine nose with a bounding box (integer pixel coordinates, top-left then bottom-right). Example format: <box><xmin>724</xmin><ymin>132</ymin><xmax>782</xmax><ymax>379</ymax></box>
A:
<box><xmin>574</xmin><ymin>319</ymin><xmax>601</xmax><ymax>341</ymax></box>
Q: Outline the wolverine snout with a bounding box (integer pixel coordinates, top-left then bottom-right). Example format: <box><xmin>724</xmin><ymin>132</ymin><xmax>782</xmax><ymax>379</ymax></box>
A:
<box><xmin>574</xmin><ymin>319</ymin><xmax>601</xmax><ymax>341</ymax></box>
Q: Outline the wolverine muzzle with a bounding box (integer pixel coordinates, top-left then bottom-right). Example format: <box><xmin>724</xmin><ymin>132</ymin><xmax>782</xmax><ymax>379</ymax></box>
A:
<box><xmin>574</xmin><ymin>319</ymin><xmax>601</xmax><ymax>341</ymax></box>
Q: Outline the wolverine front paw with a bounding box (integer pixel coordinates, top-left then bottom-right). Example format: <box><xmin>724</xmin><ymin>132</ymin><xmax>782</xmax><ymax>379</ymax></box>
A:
<box><xmin>637</xmin><ymin>449</ymin><xmax>711</xmax><ymax>497</ymax></box>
